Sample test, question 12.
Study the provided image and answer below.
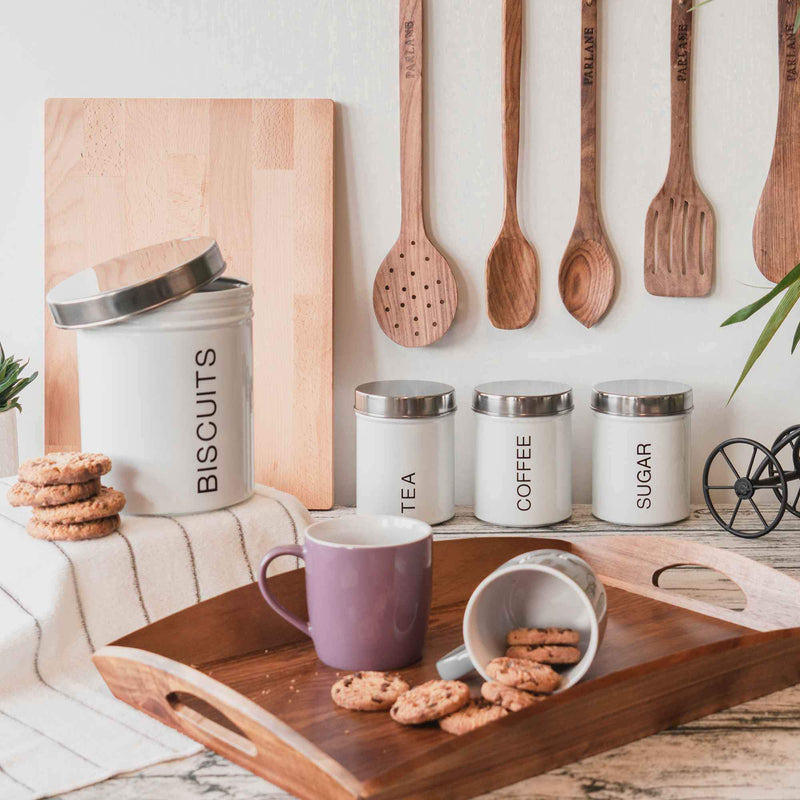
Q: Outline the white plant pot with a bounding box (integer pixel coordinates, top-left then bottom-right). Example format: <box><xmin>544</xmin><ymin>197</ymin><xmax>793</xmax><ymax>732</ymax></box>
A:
<box><xmin>0</xmin><ymin>408</ymin><xmax>19</xmax><ymax>477</ymax></box>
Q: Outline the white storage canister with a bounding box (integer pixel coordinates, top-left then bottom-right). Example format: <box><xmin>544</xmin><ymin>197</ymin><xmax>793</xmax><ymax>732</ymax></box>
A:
<box><xmin>355</xmin><ymin>381</ymin><xmax>455</xmax><ymax>525</ymax></box>
<box><xmin>473</xmin><ymin>381</ymin><xmax>573</xmax><ymax>527</ymax></box>
<box><xmin>592</xmin><ymin>380</ymin><xmax>692</xmax><ymax>526</ymax></box>
<box><xmin>46</xmin><ymin>237</ymin><xmax>254</xmax><ymax>515</ymax></box>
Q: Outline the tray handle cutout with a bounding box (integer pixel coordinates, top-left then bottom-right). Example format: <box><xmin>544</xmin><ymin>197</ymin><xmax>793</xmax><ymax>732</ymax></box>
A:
<box><xmin>167</xmin><ymin>691</ymin><xmax>257</xmax><ymax>757</ymax></box>
<box><xmin>652</xmin><ymin>565</ymin><xmax>746</xmax><ymax>612</ymax></box>
<box><xmin>573</xmin><ymin>536</ymin><xmax>800</xmax><ymax>632</ymax></box>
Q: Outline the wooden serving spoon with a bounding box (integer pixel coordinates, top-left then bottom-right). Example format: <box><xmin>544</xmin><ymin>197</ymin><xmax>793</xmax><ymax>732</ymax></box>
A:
<box><xmin>558</xmin><ymin>0</ymin><xmax>616</xmax><ymax>328</ymax></box>
<box><xmin>373</xmin><ymin>0</ymin><xmax>458</xmax><ymax>347</ymax></box>
<box><xmin>644</xmin><ymin>0</ymin><xmax>715</xmax><ymax>297</ymax></box>
<box><xmin>753</xmin><ymin>0</ymin><xmax>800</xmax><ymax>283</ymax></box>
<box><xmin>486</xmin><ymin>0</ymin><xmax>539</xmax><ymax>330</ymax></box>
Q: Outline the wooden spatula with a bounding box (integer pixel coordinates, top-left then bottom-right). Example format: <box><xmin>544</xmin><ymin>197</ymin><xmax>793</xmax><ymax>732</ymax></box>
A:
<box><xmin>486</xmin><ymin>0</ymin><xmax>539</xmax><ymax>330</ymax></box>
<box><xmin>644</xmin><ymin>0</ymin><xmax>715</xmax><ymax>297</ymax></box>
<box><xmin>373</xmin><ymin>0</ymin><xmax>458</xmax><ymax>347</ymax></box>
<box><xmin>753</xmin><ymin>0</ymin><xmax>800</xmax><ymax>283</ymax></box>
<box><xmin>558</xmin><ymin>0</ymin><xmax>616</xmax><ymax>328</ymax></box>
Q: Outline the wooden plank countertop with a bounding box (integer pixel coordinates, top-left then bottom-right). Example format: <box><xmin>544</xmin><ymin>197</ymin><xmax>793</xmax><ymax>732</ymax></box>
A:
<box><xmin>58</xmin><ymin>505</ymin><xmax>800</xmax><ymax>800</ymax></box>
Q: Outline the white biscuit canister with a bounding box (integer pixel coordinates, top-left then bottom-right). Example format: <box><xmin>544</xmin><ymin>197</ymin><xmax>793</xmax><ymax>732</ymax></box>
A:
<box><xmin>591</xmin><ymin>380</ymin><xmax>693</xmax><ymax>526</ymax></box>
<box><xmin>355</xmin><ymin>380</ymin><xmax>455</xmax><ymax>525</ymax></box>
<box><xmin>473</xmin><ymin>381</ymin><xmax>573</xmax><ymax>527</ymax></box>
<box><xmin>47</xmin><ymin>237</ymin><xmax>254</xmax><ymax>515</ymax></box>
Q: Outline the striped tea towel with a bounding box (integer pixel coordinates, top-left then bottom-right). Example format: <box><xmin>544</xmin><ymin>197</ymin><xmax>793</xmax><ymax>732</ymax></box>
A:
<box><xmin>0</xmin><ymin>480</ymin><xmax>312</xmax><ymax>800</ymax></box>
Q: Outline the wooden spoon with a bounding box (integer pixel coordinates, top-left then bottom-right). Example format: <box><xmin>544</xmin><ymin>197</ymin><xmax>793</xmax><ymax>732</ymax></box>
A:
<box><xmin>644</xmin><ymin>0</ymin><xmax>715</xmax><ymax>297</ymax></box>
<box><xmin>373</xmin><ymin>0</ymin><xmax>458</xmax><ymax>347</ymax></box>
<box><xmin>558</xmin><ymin>0</ymin><xmax>616</xmax><ymax>328</ymax></box>
<box><xmin>753</xmin><ymin>0</ymin><xmax>800</xmax><ymax>283</ymax></box>
<box><xmin>486</xmin><ymin>0</ymin><xmax>539</xmax><ymax>330</ymax></box>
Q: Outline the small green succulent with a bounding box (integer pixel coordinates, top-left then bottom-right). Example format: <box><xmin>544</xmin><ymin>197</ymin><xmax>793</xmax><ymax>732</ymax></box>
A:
<box><xmin>0</xmin><ymin>343</ymin><xmax>38</xmax><ymax>413</ymax></box>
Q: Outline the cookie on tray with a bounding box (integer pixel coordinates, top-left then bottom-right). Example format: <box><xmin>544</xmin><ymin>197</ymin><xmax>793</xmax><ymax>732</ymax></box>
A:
<box><xmin>331</xmin><ymin>671</ymin><xmax>410</xmax><ymax>711</ymax></box>
<box><xmin>19</xmin><ymin>452</ymin><xmax>111</xmax><ymax>486</ymax></box>
<box><xmin>390</xmin><ymin>680</ymin><xmax>470</xmax><ymax>725</ymax></box>
<box><xmin>486</xmin><ymin>657</ymin><xmax>561</xmax><ymax>693</ymax></box>
<box><xmin>506</xmin><ymin>627</ymin><xmax>580</xmax><ymax>646</ymax></box>
<box><xmin>26</xmin><ymin>514</ymin><xmax>120</xmax><ymax>542</ymax></box>
<box><xmin>481</xmin><ymin>681</ymin><xmax>545</xmax><ymax>712</ymax></box>
<box><xmin>6</xmin><ymin>478</ymin><xmax>101</xmax><ymax>508</ymax></box>
<box><xmin>439</xmin><ymin>699</ymin><xmax>508</xmax><ymax>735</ymax></box>
<box><xmin>31</xmin><ymin>487</ymin><xmax>126</xmax><ymax>524</ymax></box>
<box><xmin>506</xmin><ymin>645</ymin><xmax>582</xmax><ymax>665</ymax></box>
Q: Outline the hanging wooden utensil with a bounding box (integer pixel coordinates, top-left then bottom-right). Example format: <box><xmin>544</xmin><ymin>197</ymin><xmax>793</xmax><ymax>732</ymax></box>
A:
<box><xmin>559</xmin><ymin>0</ymin><xmax>616</xmax><ymax>328</ymax></box>
<box><xmin>753</xmin><ymin>0</ymin><xmax>800</xmax><ymax>283</ymax></box>
<box><xmin>486</xmin><ymin>0</ymin><xmax>539</xmax><ymax>330</ymax></box>
<box><xmin>644</xmin><ymin>0</ymin><xmax>715</xmax><ymax>297</ymax></box>
<box><xmin>373</xmin><ymin>0</ymin><xmax>458</xmax><ymax>347</ymax></box>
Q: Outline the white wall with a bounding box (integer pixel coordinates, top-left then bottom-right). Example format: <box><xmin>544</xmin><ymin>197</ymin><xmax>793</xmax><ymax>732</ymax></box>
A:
<box><xmin>0</xmin><ymin>0</ymin><xmax>794</xmax><ymax>507</ymax></box>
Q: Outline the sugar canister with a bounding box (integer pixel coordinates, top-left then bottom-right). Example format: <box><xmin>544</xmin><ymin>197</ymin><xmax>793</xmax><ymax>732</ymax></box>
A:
<box><xmin>47</xmin><ymin>237</ymin><xmax>254</xmax><ymax>515</ymax></box>
<box><xmin>592</xmin><ymin>380</ymin><xmax>693</xmax><ymax>525</ymax></box>
<box><xmin>355</xmin><ymin>381</ymin><xmax>455</xmax><ymax>525</ymax></box>
<box><xmin>473</xmin><ymin>381</ymin><xmax>573</xmax><ymax>527</ymax></box>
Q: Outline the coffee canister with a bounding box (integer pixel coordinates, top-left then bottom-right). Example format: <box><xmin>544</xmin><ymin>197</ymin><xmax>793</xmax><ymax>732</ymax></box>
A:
<box><xmin>473</xmin><ymin>381</ymin><xmax>573</xmax><ymax>527</ymax></box>
<box><xmin>47</xmin><ymin>237</ymin><xmax>254</xmax><ymax>515</ymax></box>
<box><xmin>355</xmin><ymin>380</ymin><xmax>455</xmax><ymax>525</ymax></box>
<box><xmin>592</xmin><ymin>380</ymin><xmax>693</xmax><ymax>526</ymax></box>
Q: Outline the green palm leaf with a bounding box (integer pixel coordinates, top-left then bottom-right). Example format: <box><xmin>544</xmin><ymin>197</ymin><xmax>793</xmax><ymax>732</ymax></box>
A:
<box><xmin>729</xmin><ymin>280</ymin><xmax>800</xmax><ymax>402</ymax></box>
<box><xmin>722</xmin><ymin>261</ymin><xmax>800</xmax><ymax>326</ymax></box>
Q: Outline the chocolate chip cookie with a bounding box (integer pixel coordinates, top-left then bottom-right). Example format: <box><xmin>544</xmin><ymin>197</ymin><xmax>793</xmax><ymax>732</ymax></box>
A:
<box><xmin>331</xmin><ymin>671</ymin><xmax>410</xmax><ymax>711</ymax></box>
<box><xmin>31</xmin><ymin>487</ymin><xmax>126</xmax><ymax>524</ymax></box>
<box><xmin>390</xmin><ymin>680</ymin><xmax>470</xmax><ymax>725</ymax></box>
<box><xmin>480</xmin><ymin>681</ymin><xmax>545</xmax><ymax>712</ymax></box>
<box><xmin>486</xmin><ymin>657</ymin><xmax>561</xmax><ymax>693</ymax></box>
<box><xmin>438</xmin><ymin>699</ymin><xmax>508</xmax><ymax>735</ymax></box>
<box><xmin>506</xmin><ymin>627</ymin><xmax>580</xmax><ymax>646</ymax></box>
<box><xmin>506</xmin><ymin>644</ymin><xmax>582</xmax><ymax>665</ymax></box>
<box><xmin>6</xmin><ymin>478</ymin><xmax>101</xmax><ymax>508</ymax></box>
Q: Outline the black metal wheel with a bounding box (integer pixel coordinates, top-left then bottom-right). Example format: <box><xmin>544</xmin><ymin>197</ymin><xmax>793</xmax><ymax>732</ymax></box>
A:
<box><xmin>702</xmin><ymin>437</ymin><xmax>788</xmax><ymax>538</ymax></box>
<box><xmin>770</xmin><ymin>425</ymin><xmax>800</xmax><ymax>517</ymax></box>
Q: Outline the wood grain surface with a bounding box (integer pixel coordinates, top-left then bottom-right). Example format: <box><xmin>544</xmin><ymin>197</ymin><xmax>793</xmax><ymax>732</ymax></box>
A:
<box><xmin>644</xmin><ymin>0</ymin><xmax>715</xmax><ymax>297</ymax></box>
<box><xmin>372</xmin><ymin>0</ymin><xmax>458</xmax><ymax>347</ymax></box>
<box><xmin>485</xmin><ymin>0</ymin><xmax>539</xmax><ymax>330</ymax></box>
<box><xmin>65</xmin><ymin>505</ymin><xmax>800</xmax><ymax>800</ymax></box>
<box><xmin>44</xmin><ymin>99</ymin><xmax>334</xmax><ymax>509</ymax></box>
<box><xmin>558</xmin><ymin>0</ymin><xmax>617</xmax><ymax>329</ymax></box>
<box><xmin>93</xmin><ymin>523</ymin><xmax>800</xmax><ymax>800</ymax></box>
<box><xmin>753</xmin><ymin>0</ymin><xmax>800</xmax><ymax>283</ymax></box>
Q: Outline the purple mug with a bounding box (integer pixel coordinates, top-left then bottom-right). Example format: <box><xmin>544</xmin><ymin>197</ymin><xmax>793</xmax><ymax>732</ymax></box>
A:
<box><xmin>258</xmin><ymin>515</ymin><xmax>433</xmax><ymax>670</ymax></box>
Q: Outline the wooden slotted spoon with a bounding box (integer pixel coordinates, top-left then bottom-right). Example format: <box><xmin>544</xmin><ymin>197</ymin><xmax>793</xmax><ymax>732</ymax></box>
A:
<box><xmin>486</xmin><ymin>0</ymin><xmax>539</xmax><ymax>330</ymax></box>
<box><xmin>373</xmin><ymin>0</ymin><xmax>458</xmax><ymax>347</ymax></box>
<box><xmin>753</xmin><ymin>0</ymin><xmax>800</xmax><ymax>283</ymax></box>
<box><xmin>644</xmin><ymin>0</ymin><xmax>715</xmax><ymax>297</ymax></box>
<box><xmin>558</xmin><ymin>0</ymin><xmax>616</xmax><ymax>328</ymax></box>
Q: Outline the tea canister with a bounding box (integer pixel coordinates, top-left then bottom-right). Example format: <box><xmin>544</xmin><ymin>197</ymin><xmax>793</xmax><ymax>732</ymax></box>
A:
<box><xmin>355</xmin><ymin>380</ymin><xmax>455</xmax><ymax>525</ymax></box>
<box><xmin>592</xmin><ymin>380</ymin><xmax>693</xmax><ymax>526</ymax></box>
<box><xmin>47</xmin><ymin>237</ymin><xmax>254</xmax><ymax>515</ymax></box>
<box><xmin>473</xmin><ymin>381</ymin><xmax>573</xmax><ymax>527</ymax></box>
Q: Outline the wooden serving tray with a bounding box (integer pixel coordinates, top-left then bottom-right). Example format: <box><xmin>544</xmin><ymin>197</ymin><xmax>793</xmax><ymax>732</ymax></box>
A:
<box><xmin>93</xmin><ymin>536</ymin><xmax>800</xmax><ymax>800</ymax></box>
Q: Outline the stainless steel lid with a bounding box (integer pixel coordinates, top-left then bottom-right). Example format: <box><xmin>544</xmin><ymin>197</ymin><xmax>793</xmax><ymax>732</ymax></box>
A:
<box><xmin>473</xmin><ymin>380</ymin><xmax>573</xmax><ymax>417</ymax></box>
<box><xmin>591</xmin><ymin>380</ymin><xmax>693</xmax><ymax>417</ymax></box>
<box><xmin>47</xmin><ymin>237</ymin><xmax>226</xmax><ymax>328</ymax></box>
<box><xmin>354</xmin><ymin>380</ymin><xmax>456</xmax><ymax>419</ymax></box>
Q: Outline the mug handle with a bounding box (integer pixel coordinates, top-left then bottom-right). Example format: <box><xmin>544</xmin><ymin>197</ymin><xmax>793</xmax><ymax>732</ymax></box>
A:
<box><xmin>257</xmin><ymin>545</ymin><xmax>310</xmax><ymax>637</ymax></box>
<box><xmin>435</xmin><ymin>644</ymin><xmax>475</xmax><ymax>680</ymax></box>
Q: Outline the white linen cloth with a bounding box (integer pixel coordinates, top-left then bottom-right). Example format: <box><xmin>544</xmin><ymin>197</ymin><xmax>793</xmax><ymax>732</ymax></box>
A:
<box><xmin>0</xmin><ymin>480</ymin><xmax>311</xmax><ymax>800</ymax></box>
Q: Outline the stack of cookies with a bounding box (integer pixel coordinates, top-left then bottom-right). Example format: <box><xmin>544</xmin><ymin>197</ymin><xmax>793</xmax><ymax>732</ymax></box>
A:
<box><xmin>7</xmin><ymin>452</ymin><xmax>126</xmax><ymax>541</ymax></box>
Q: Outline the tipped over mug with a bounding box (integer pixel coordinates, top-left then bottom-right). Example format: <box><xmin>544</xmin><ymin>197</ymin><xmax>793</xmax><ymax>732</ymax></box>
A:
<box><xmin>437</xmin><ymin>549</ymin><xmax>607</xmax><ymax>690</ymax></box>
<box><xmin>258</xmin><ymin>515</ymin><xmax>433</xmax><ymax>671</ymax></box>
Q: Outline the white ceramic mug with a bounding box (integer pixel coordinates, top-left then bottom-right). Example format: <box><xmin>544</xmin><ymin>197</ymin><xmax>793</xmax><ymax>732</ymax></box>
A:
<box><xmin>437</xmin><ymin>549</ymin><xmax>607</xmax><ymax>690</ymax></box>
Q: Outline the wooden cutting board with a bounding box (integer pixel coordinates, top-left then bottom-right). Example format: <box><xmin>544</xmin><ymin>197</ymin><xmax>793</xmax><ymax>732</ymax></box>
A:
<box><xmin>44</xmin><ymin>99</ymin><xmax>334</xmax><ymax>509</ymax></box>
